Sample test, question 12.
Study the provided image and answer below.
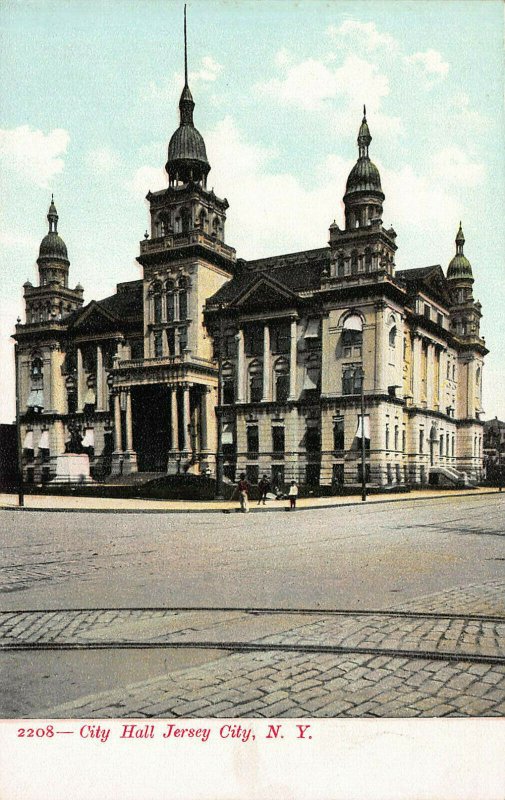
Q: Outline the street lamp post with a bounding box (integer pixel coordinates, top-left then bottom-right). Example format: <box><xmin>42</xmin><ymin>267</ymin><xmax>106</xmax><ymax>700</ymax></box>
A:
<box><xmin>358</xmin><ymin>366</ymin><xmax>367</xmax><ymax>502</ymax></box>
<box><xmin>14</xmin><ymin>343</ymin><xmax>24</xmax><ymax>507</ymax></box>
<box><xmin>215</xmin><ymin>307</ymin><xmax>225</xmax><ymax>500</ymax></box>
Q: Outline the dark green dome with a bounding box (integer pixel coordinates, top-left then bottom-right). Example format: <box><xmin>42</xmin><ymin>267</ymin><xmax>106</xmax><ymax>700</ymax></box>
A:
<box><xmin>38</xmin><ymin>232</ymin><xmax>69</xmax><ymax>262</ymax></box>
<box><xmin>165</xmin><ymin>83</ymin><xmax>210</xmax><ymax>183</ymax></box>
<box><xmin>345</xmin><ymin>158</ymin><xmax>383</xmax><ymax>196</ymax></box>
<box><xmin>447</xmin><ymin>223</ymin><xmax>473</xmax><ymax>280</ymax></box>
<box><xmin>167</xmin><ymin>124</ymin><xmax>209</xmax><ymax>169</ymax></box>
<box><xmin>447</xmin><ymin>253</ymin><xmax>472</xmax><ymax>280</ymax></box>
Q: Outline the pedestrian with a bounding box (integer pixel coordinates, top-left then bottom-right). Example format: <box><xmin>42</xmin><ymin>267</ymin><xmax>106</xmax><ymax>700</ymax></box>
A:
<box><xmin>237</xmin><ymin>472</ymin><xmax>250</xmax><ymax>513</ymax></box>
<box><xmin>257</xmin><ymin>474</ymin><xmax>270</xmax><ymax>505</ymax></box>
<box><xmin>288</xmin><ymin>480</ymin><xmax>298</xmax><ymax>510</ymax></box>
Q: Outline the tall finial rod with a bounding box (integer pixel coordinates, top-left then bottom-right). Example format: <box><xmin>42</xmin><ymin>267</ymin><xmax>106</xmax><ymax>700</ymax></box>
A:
<box><xmin>363</xmin><ymin>104</ymin><xmax>366</xmax><ymax>117</ymax></box>
<box><xmin>184</xmin><ymin>4</ymin><xmax>188</xmax><ymax>86</ymax></box>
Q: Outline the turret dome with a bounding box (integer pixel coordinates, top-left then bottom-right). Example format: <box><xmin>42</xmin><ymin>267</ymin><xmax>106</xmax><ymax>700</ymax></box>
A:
<box><xmin>447</xmin><ymin>223</ymin><xmax>473</xmax><ymax>280</ymax></box>
<box><xmin>37</xmin><ymin>197</ymin><xmax>69</xmax><ymax>265</ymax></box>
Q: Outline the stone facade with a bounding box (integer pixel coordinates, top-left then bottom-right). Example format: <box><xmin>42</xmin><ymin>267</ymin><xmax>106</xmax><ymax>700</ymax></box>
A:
<box><xmin>13</xmin><ymin>56</ymin><xmax>487</xmax><ymax>491</ymax></box>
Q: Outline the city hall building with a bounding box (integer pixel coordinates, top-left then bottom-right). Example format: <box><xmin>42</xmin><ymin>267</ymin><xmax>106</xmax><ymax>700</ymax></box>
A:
<box><xmin>13</xmin><ymin>45</ymin><xmax>487</xmax><ymax>490</ymax></box>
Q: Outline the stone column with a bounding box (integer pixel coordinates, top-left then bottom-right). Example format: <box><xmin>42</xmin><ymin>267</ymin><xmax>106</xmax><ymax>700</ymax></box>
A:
<box><xmin>183</xmin><ymin>384</ymin><xmax>191</xmax><ymax>452</ymax></box>
<box><xmin>113</xmin><ymin>393</ymin><xmax>122</xmax><ymax>452</ymax></box>
<box><xmin>289</xmin><ymin>318</ymin><xmax>297</xmax><ymax>400</ymax></box>
<box><xmin>171</xmin><ymin>386</ymin><xmax>179</xmax><ymax>452</ymax></box>
<box><xmin>49</xmin><ymin>346</ymin><xmax>60</xmax><ymax>413</ymax></box>
<box><xmin>237</xmin><ymin>329</ymin><xmax>245</xmax><ymax>402</ymax></box>
<box><xmin>374</xmin><ymin>302</ymin><xmax>386</xmax><ymax>393</ymax></box>
<box><xmin>125</xmin><ymin>390</ymin><xmax>133</xmax><ymax>451</ymax></box>
<box><xmin>96</xmin><ymin>345</ymin><xmax>104</xmax><ymax>411</ymax></box>
<box><xmin>412</xmin><ymin>335</ymin><xmax>422</xmax><ymax>405</ymax></box>
<box><xmin>262</xmin><ymin>324</ymin><xmax>270</xmax><ymax>402</ymax></box>
<box><xmin>77</xmin><ymin>346</ymin><xmax>84</xmax><ymax>412</ymax></box>
<box><xmin>200</xmin><ymin>389</ymin><xmax>209</xmax><ymax>451</ymax></box>
<box><xmin>426</xmin><ymin>343</ymin><xmax>434</xmax><ymax>410</ymax></box>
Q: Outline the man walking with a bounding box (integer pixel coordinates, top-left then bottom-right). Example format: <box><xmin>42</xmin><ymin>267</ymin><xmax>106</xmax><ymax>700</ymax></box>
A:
<box><xmin>237</xmin><ymin>473</ymin><xmax>250</xmax><ymax>513</ymax></box>
<box><xmin>288</xmin><ymin>480</ymin><xmax>298</xmax><ymax>510</ymax></box>
<box><xmin>258</xmin><ymin>474</ymin><xmax>270</xmax><ymax>505</ymax></box>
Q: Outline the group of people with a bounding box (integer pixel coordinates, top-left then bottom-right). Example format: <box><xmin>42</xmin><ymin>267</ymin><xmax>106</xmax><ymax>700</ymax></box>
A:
<box><xmin>236</xmin><ymin>474</ymin><xmax>298</xmax><ymax>513</ymax></box>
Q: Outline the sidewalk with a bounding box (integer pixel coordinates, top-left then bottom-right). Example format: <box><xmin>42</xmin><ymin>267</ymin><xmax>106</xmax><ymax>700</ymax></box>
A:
<box><xmin>0</xmin><ymin>486</ymin><xmax>498</xmax><ymax>514</ymax></box>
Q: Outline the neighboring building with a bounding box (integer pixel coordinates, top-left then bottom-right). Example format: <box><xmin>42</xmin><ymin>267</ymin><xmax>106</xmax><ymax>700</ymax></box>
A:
<box><xmin>0</xmin><ymin>423</ymin><xmax>18</xmax><ymax>490</ymax></box>
<box><xmin>483</xmin><ymin>417</ymin><xmax>505</xmax><ymax>483</ymax></box>
<box><xmin>12</xmin><ymin>39</ymin><xmax>488</xmax><ymax>490</ymax></box>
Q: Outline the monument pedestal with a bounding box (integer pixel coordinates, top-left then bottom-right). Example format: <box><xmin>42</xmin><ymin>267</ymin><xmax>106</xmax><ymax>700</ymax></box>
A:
<box><xmin>51</xmin><ymin>453</ymin><xmax>94</xmax><ymax>484</ymax></box>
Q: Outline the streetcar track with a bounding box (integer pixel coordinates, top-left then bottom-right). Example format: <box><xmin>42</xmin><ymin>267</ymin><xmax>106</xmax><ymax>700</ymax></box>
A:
<box><xmin>1</xmin><ymin>606</ymin><xmax>504</xmax><ymax>622</ymax></box>
<box><xmin>1</xmin><ymin>639</ymin><xmax>504</xmax><ymax>666</ymax></box>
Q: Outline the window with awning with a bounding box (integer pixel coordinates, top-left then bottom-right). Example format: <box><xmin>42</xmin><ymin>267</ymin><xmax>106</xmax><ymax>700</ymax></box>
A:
<box><xmin>84</xmin><ymin>388</ymin><xmax>96</xmax><ymax>406</ymax></box>
<box><xmin>38</xmin><ymin>431</ymin><xmax>50</xmax><ymax>450</ymax></box>
<box><xmin>82</xmin><ymin>429</ymin><xmax>95</xmax><ymax>448</ymax></box>
<box><xmin>342</xmin><ymin>314</ymin><xmax>363</xmax><ymax>357</ymax></box>
<box><xmin>27</xmin><ymin>389</ymin><xmax>44</xmax><ymax>410</ymax></box>
<box><xmin>303</xmin><ymin>368</ymin><xmax>320</xmax><ymax>391</ymax></box>
<box><xmin>23</xmin><ymin>431</ymin><xmax>34</xmax><ymax>449</ymax></box>
<box><xmin>304</xmin><ymin>319</ymin><xmax>320</xmax><ymax>339</ymax></box>
<box><xmin>221</xmin><ymin>423</ymin><xmax>234</xmax><ymax>445</ymax></box>
<box><xmin>355</xmin><ymin>415</ymin><xmax>370</xmax><ymax>440</ymax></box>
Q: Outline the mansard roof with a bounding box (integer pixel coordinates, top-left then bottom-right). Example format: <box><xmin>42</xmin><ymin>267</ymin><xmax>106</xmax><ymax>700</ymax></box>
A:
<box><xmin>66</xmin><ymin>280</ymin><xmax>143</xmax><ymax>333</ymax></box>
<box><xmin>208</xmin><ymin>247</ymin><xmax>329</xmax><ymax>307</ymax></box>
<box><xmin>396</xmin><ymin>264</ymin><xmax>452</xmax><ymax>307</ymax></box>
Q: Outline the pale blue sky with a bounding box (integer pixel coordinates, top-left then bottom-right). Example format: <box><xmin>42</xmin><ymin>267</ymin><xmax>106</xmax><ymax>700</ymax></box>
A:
<box><xmin>1</xmin><ymin>0</ymin><xmax>503</xmax><ymax>422</ymax></box>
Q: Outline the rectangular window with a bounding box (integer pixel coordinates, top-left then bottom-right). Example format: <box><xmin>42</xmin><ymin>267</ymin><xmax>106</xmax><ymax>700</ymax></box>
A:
<box><xmin>437</xmin><ymin>313</ymin><xmax>443</xmax><ymax>328</ymax></box>
<box><xmin>223</xmin><ymin>381</ymin><xmax>235</xmax><ymax>405</ymax></box>
<box><xmin>246</xmin><ymin>464</ymin><xmax>259</xmax><ymax>484</ymax></box>
<box><xmin>246</xmin><ymin>425</ymin><xmax>259</xmax><ymax>455</ymax></box>
<box><xmin>272</xmin><ymin>426</ymin><xmax>285</xmax><ymax>454</ymax></box>
<box><xmin>357</xmin><ymin>463</ymin><xmax>371</xmax><ymax>484</ymax></box>
<box><xmin>419</xmin><ymin>429</ymin><xmax>424</xmax><ymax>454</ymax></box>
<box><xmin>154</xmin><ymin>332</ymin><xmax>163</xmax><ymax>358</ymax></box>
<box><xmin>271</xmin><ymin>465</ymin><xmax>285</xmax><ymax>488</ymax></box>
<box><xmin>333</xmin><ymin>417</ymin><xmax>344</xmax><ymax>450</ymax></box>
<box><xmin>385</xmin><ymin>424</ymin><xmax>390</xmax><ymax>451</ymax></box>
<box><xmin>306</xmin><ymin>463</ymin><xmax>320</xmax><ymax>486</ymax></box>
<box><xmin>306</xmin><ymin>425</ymin><xmax>320</xmax><ymax>453</ymax></box>
<box><xmin>423</xmin><ymin>304</ymin><xmax>431</xmax><ymax>320</ymax></box>
<box><xmin>245</xmin><ymin>325</ymin><xmax>263</xmax><ymax>357</ymax></box>
<box><xmin>167</xmin><ymin>329</ymin><xmax>175</xmax><ymax>356</ymax></box>
<box><xmin>249</xmin><ymin>374</ymin><xmax>263</xmax><ymax>403</ymax></box>
<box><xmin>275</xmin><ymin>374</ymin><xmax>289</xmax><ymax>403</ymax></box>
<box><xmin>332</xmin><ymin>463</ymin><xmax>344</xmax><ymax>486</ymax></box>
<box><xmin>179</xmin><ymin>327</ymin><xmax>187</xmax><ymax>352</ymax></box>
<box><xmin>272</xmin><ymin>323</ymin><xmax>291</xmax><ymax>353</ymax></box>
<box><xmin>402</xmin><ymin>428</ymin><xmax>406</xmax><ymax>453</ymax></box>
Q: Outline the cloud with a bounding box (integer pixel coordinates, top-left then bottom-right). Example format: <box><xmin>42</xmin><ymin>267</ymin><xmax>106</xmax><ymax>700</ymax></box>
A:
<box><xmin>0</xmin><ymin>231</ymin><xmax>39</xmax><ymax>250</ymax></box>
<box><xmin>0</xmin><ymin>125</ymin><xmax>69</xmax><ymax>188</ymax></box>
<box><xmin>255</xmin><ymin>58</ymin><xmax>337</xmax><ymax>111</ymax></box>
<box><xmin>189</xmin><ymin>55</ymin><xmax>223</xmax><ymax>83</ymax></box>
<box><xmin>405</xmin><ymin>49</ymin><xmax>449</xmax><ymax>83</ymax></box>
<box><xmin>88</xmin><ymin>146</ymin><xmax>120</xmax><ymax>174</ymax></box>
<box><xmin>431</xmin><ymin>147</ymin><xmax>485</xmax><ymax>187</ymax></box>
<box><xmin>128</xmin><ymin>165</ymin><xmax>166</xmax><ymax>197</ymax></box>
<box><xmin>143</xmin><ymin>55</ymin><xmax>223</xmax><ymax>103</ymax></box>
<box><xmin>327</xmin><ymin>20</ymin><xmax>399</xmax><ymax>53</ymax></box>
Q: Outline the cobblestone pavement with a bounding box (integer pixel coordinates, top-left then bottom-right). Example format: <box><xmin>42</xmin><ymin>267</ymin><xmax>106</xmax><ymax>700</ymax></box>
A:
<box><xmin>2</xmin><ymin>581</ymin><xmax>504</xmax><ymax>719</ymax></box>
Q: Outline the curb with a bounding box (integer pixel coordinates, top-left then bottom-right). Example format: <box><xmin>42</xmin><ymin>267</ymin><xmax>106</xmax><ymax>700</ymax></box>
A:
<box><xmin>0</xmin><ymin>490</ymin><xmax>499</xmax><ymax>515</ymax></box>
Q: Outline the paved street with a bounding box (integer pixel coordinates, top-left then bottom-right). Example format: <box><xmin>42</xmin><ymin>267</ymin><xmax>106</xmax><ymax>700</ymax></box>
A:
<box><xmin>1</xmin><ymin>492</ymin><xmax>504</xmax><ymax>717</ymax></box>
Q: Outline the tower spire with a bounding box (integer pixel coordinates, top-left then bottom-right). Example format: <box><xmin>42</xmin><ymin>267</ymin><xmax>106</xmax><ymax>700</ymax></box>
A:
<box><xmin>184</xmin><ymin>4</ymin><xmax>188</xmax><ymax>86</ymax></box>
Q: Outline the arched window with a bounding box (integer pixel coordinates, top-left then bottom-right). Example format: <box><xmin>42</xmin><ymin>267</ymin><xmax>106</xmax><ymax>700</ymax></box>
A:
<box><xmin>31</xmin><ymin>356</ymin><xmax>43</xmax><ymax>379</ymax></box>
<box><xmin>351</xmin><ymin>250</ymin><xmax>358</xmax><ymax>274</ymax></box>
<box><xmin>337</xmin><ymin>253</ymin><xmax>345</xmax><ymax>277</ymax></box>
<box><xmin>364</xmin><ymin>247</ymin><xmax>372</xmax><ymax>271</ymax></box>
<box><xmin>342</xmin><ymin>314</ymin><xmax>363</xmax><ymax>357</ymax></box>
<box><xmin>198</xmin><ymin>209</ymin><xmax>207</xmax><ymax>232</ymax></box>
<box><xmin>177</xmin><ymin>277</ymin><xmax>188</xmax><ymax>320</ymax></box>
<box><xmin>389</xmin><ymin>325</ymin><xmax>397</xmax><ymax>348</ymax></box>
<box><xmin>248</xmin><ymin>360</ymin><xmax>263</xmax><ymax>403</ymax></box>
<box><xmin>274</xmin><ymin>358</ymin><xmax>289</xmax><ymax>403</ymax></box>
<box><xmin>166</xmin><ymin>286</ymin><xmax>175</xmax><ymax>321</ymax></box>
<box><xmin>180</xmin><ymin>208</ymin><xmax>191</xmax><ymax>234</ymax></box>
<box><xmin>151</xmin><ymin>281</ymin><xmax>163</xmax><ymax>323</ymax></box>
